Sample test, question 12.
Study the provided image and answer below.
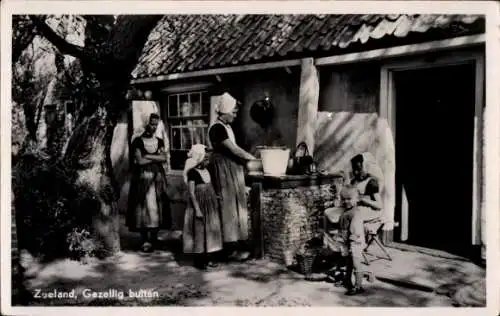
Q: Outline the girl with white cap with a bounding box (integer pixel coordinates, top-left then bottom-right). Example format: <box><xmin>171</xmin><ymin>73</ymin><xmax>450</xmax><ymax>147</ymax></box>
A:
<box><xmin>208</xmin><ymin>92</ymin><xmax>256</xmax><ymax>261</ymax></box>
<box><xmin>182</xmin><ymin>144</ymin><xmax>223</xmax><ymax>270</ymax></box>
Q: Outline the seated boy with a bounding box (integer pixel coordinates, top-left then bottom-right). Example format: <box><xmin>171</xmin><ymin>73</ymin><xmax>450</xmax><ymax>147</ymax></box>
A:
<box><xmin>338</xmin><ymin>186</ymin><xmax>375</xmax><ymax>295</ymax></box>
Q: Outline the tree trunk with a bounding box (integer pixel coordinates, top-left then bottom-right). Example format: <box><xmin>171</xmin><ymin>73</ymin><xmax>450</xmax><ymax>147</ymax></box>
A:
<box><xmin>29</xmin><ymin>15</ymin><xmax>163</xmax><ymax>256</ymax></box>
<box><xmin>63</xmin><ymin>108</ymin><xmax>120</xmax><ymax>254</ymax></box>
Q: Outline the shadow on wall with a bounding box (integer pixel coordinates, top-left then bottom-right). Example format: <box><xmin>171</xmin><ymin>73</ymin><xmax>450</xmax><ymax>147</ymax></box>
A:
<box><xmin>314</xmin><ymin>61</ymin><xmax>395</xmax><ymax>228</ymax></box>
<box><xmin>314</xmin><ymin>111</ymin><xmax>396</xmax><ymax>229</ymax></box>
<box><xmin>314</xmin><ymin>111</ymin><xmax>379</xmax><ymax>171</ymax></box>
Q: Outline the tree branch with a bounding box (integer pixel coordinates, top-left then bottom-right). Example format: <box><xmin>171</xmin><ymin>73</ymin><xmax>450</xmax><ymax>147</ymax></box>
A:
<box><xmin>30</xmin><ymin>16</ymin><xmax>91</xmax><ymax>63</ymax></box>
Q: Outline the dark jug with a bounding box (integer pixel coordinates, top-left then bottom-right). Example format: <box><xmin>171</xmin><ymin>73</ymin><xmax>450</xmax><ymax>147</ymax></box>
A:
<box><xmin>291</xmin><ymin>142</ymin><xmax>315</xmax><ymax>175</ymax></box>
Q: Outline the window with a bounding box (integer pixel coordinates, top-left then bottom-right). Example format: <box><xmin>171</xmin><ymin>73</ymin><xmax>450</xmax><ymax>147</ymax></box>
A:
<box><xmin>164</xmin><ymin>90</ymin><xmax>211</xmax><ymax>170</ymax></box>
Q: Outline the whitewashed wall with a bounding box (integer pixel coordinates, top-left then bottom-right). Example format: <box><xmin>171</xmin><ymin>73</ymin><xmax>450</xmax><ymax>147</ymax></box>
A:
<box><xmin>314</xmin><ymin>111</ymin><xmax>396</xmax><ymax>229</ymax></box>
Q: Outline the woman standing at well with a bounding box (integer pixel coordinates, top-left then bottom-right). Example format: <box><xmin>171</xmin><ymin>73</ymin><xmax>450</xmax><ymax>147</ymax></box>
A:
<box><xmin>208</xmin><ymin>92</ymin><xmax>256</xmax><ymax>261</ymax></box>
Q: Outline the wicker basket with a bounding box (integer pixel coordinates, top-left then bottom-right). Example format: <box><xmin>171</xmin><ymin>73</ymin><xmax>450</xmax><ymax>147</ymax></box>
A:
<box><xmin>296</xmin><ymin>251</ymin><xmax>317</xmax><ymax>275</ymax></box>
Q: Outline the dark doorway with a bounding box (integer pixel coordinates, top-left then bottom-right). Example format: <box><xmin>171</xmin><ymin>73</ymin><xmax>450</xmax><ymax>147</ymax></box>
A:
<box><xmin>394</xmin><ymin>63</ymin><xmax>476</xmax><ymax>257</ymax></box>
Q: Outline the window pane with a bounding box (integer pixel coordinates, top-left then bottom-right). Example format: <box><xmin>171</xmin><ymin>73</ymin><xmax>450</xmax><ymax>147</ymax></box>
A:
<box><xmin>171</xmin><ymin>127</ymin><xmax>181</xmax><ymax>149</ymax></box>
<box><xmin>168</xmin><ymin>95</ymin><xmax>178</xmax><ymax>117</ymax></box>
<box><xmin>180</xmin><ymin>127</ymin><xmax>192</xmax><ymax>149</ymax></box>
<box><xmin>191</xmin><ymin>93</ymin><xmax>202</xmax><ymax>115</ymax></box>
<box><xmin>191</xmin><ymin>126</ymin><xmax>204</xmax><ymax>145</ymax></box>
<box><xmin>202</xmin><ymin>92</ymin><xmax>210</xmax><ymax>115</ymax></box>
<box><xmin>179</xmin><ymin>94</ymin><xmax>189</xmax><ymax>117</ymax></box>
<box><xmin>180</xmin><ymin>101</ymin><xmax>192</xmax><ymax>117</ymax></box>
<box><xmin>179</xmin><ymin>94</ymin><xmax>188</xmax><ymax>103</ymax></box>
<box><xmin>166</xmin><ymin>89</ymin><xmax>213</xmax><ymax>169</ymax></box>
<box><xmin>186</xmin><ymin>118</ymin><xmax>205</xmax><ymax>127</ymax></box>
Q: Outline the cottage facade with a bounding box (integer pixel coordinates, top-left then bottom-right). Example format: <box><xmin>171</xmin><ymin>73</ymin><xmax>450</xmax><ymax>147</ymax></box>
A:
<box><xmin>111</xmin><ymin>14</ymin><xmax>487</xmax><ymax>259</ymax></box>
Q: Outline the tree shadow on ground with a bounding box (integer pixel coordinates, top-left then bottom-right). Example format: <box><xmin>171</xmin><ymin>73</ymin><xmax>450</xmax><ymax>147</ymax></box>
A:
<box><xmin>416</xmin><ymin>254</ymin><xmax>486</xmax><ymax>307</ymax></box>
<box><xmin>20</xmin><ymin>221</ymin><xmax>485</xmax><ymax>307</ymax></box>
<box><xmin>214</xmin><ymin>247</ymin><xmax>485</xmax><ymax>307</ymax></box>
<box><xmin>22</xmin><ymin>227</ymin><xmax>209</xmax><ymax>306</ymax></box>
<box><xmin>226</xmin><ymin>259</ymin><xmax>301</xmax><ymax>283</ymax></box>
<box><xmin>332</xmin><ymin>283</ymin><xmax>435</xmax><ymax>307</ymax></box>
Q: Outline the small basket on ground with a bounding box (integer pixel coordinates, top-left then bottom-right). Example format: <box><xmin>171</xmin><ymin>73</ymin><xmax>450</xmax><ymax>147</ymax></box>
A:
<box><xmin>296</xmin><ymin>252</ymin><xmax>316</xmax><ymax>275</ymax></box>
<box><xmin>296</xmin><ymin>241</ymin><xmax>323</xmax><ymax>276</ymax></box>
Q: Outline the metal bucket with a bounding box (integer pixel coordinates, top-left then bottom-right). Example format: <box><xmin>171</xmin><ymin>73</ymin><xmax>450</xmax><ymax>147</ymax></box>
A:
<box><xmin>258</xmin><ymin>147</ymin><xmax>290</xmax><ymax>175</ymax></box>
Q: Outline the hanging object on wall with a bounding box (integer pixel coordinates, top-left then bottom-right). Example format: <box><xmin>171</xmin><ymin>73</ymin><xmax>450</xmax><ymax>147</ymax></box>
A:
<box><xmin>250</xmin><ymin>96</ymin><xmax>275</xmax><ymax>129</ymax></box>
<box><xmin>144</xmin><ymin>90</ymin><xmax>153</xmax><ymax>100</ymax></box>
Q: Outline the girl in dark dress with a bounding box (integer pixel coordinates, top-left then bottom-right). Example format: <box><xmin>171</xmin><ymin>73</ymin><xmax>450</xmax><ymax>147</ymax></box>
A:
<box><xmin>208</xmin><ymin>92</ymin><xmax>256</xmax><ymax>261</ymax></box>
<box><xmin>126</xmin><ymin>113</ymin><xmax>170</xmax><ymax>252</ymax></box>
<box><xmin>183</xmin><ymin>144</ymin><xmax>223</xmax><ymax>269</ymax></box>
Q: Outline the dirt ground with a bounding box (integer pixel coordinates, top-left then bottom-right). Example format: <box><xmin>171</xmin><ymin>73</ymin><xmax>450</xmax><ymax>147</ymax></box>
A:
<box><xmin>19</xmin><ymin>223</ymin><xmax>486</xmax><ymax>307</ymax></box>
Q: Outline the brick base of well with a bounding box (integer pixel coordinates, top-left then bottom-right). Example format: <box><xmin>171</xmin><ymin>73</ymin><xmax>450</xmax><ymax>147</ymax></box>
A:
<box><xmin>247</xmin><ymin>173</ymin><xmax>342</xmax><ymax>266</ymax></box>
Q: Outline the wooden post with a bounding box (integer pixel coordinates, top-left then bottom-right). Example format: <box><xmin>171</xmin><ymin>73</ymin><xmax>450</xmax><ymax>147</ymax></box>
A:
<box><xmin>250</xmin><ymin>182</ymin><xmax>264</xmax><ymax>259</ymax></box>
<box><xmin>296</xmin><ymin>58</ymin><xmax>320</xmax><ymax>153</ymax></box>
<box><xmin>480</xmin><ymin>79</ymin><xmax>487</xmax><ymax>262</ymax></box>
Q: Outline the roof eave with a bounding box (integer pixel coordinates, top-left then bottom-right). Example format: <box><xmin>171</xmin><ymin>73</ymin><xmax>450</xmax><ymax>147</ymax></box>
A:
<box><xmin>130</xmin><ymin>33</ymin><xmax>485</xmax><ymax>85</ymax></box>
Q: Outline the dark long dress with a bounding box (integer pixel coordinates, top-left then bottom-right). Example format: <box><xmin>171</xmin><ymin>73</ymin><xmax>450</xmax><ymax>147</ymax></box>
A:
<box><xmin>208</xmin><ymin>122</ymin><xmax>249</xmax><ymax>243</ymax></box>
<box><xmin>126</xmin><ymin>136</ymin><xmax>170</xmax><ymax>232</ymax></box>
<box><xmin>183</xmin><ymin>168</ymin><xmax>223</xmax><ymax>254</ymax></box>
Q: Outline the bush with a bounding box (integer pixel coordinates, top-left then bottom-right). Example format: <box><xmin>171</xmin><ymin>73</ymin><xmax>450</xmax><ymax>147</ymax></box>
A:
<box><xmin>13</xmin><ymin>152</ymin><xmax>100</xmax><ymax>262</ymax></box>
<box><xmin>66</xmin><ymin>228</ymin><xmax>97</xmax><ymax>262</ymax></box>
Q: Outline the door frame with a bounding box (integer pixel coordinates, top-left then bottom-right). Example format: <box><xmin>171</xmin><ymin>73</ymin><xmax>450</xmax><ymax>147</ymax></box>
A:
<box><xmin>379</xmin><ymin>49</ymin><xmax>485</xmax><ymax>246</ymax></box>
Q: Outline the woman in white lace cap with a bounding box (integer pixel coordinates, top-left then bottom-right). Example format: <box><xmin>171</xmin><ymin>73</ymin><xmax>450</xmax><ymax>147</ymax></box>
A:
<box><xmin>208</xmin><ymin>92</ymin><xmax>256</xmax><ymax>262</ymax></box>
<box><xmin>182</xmin><ymin>144</ymin><xmax>223</xmax><ymax>270</ymax></box>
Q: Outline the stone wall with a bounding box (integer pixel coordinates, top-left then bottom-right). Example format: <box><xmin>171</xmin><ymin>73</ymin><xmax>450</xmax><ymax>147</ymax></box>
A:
<box><xmin>257</xmin><ymin>183</ymin><xmax>339</xmax><ymax>266</ymax></box>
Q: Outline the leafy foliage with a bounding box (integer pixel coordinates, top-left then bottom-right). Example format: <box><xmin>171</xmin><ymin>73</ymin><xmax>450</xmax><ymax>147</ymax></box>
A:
<box><xmin>12</xmin><ymin>14</ymin><xmax>86</xmax><ymax>158</ymax></box>
<box><xmin>66</xmin><ymin>228</ymin><xmax>97</xmax><ymax>261</ymax></box>
<box><xmin>12</xmin><ymin>153</ymin><xmax>99</xmax><ymax>262</ymax></box>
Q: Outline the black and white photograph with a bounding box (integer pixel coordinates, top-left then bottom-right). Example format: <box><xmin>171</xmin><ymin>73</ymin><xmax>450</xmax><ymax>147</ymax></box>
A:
<box><xmin>2</xmin><ymin>1</ymin><xmax>499</xmax><ymax>314</ymax></box>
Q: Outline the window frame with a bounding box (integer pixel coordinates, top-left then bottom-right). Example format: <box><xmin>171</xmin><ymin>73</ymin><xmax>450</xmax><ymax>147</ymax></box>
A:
<box><xmin>160</xmin><ymin>83</ymin><xmax>214</xmax><ymax>171</ymax></box>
